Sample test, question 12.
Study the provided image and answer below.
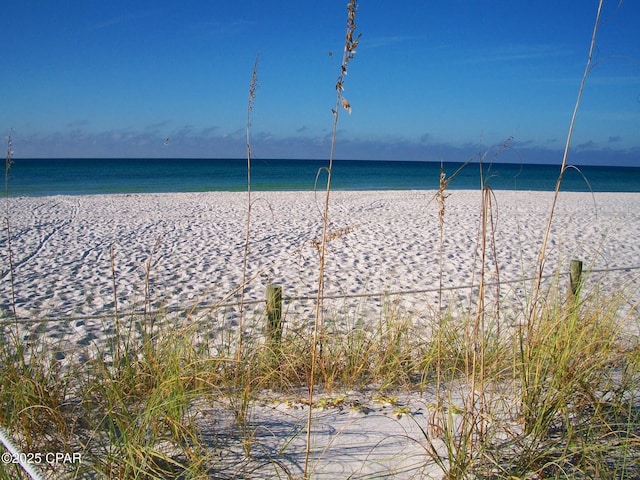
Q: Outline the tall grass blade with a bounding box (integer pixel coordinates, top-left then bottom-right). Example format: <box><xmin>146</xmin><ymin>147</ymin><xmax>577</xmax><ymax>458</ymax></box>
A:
<box><xmin>530</xmin><ymin>0</ymin><xmax>604</xmax><ymax>320</ymax></box>
<box><xmin>238</xmin><ymin>54</ymin><xmax>260</xmax><ymax>363</ymax></box>
<box><xmin>305</xmin><ymin>1</ymin><xmax>361</xmax><ymax>477</ymax></box>
<box><xmin>4</xmin><ymin>132</ymin><xmax>17</xmax><ymax>323</ymax></box>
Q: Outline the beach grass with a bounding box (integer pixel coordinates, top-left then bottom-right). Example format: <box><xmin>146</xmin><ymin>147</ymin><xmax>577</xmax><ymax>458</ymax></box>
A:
<box><xmin>0</xmin><ymin>261</ymin><xmax>638</xmax><ymax>478</ymax></box>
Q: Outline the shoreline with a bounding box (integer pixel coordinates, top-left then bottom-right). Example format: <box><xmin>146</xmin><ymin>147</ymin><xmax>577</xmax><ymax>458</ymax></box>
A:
<box><xmin>8</xmin><ymin>187</ymin><xmax>640</xmax><ymax>199</ymax></box>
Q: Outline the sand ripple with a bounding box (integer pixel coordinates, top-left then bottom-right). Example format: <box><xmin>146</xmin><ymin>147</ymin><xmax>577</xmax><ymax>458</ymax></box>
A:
<box><xmin>1</xmin><ymin>190</ymin><xmax>639</xmax><ymax>331</ymax></box>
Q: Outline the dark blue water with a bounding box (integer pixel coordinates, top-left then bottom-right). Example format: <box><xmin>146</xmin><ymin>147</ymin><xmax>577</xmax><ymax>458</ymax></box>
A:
<box><xmin>6</xmin><ymin>158</ymin><xmax>640</xmax><ymax>196</ymax></box>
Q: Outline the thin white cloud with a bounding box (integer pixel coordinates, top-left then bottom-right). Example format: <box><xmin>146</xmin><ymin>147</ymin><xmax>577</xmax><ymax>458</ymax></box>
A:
<box><xmin>363</xmin><ymin>35</ymin><xmax>423</xmax><ymax>49</ymax></box>
<box><xmin>584</xmin><ymin>74</ymin><xmax>640</xmax><ymax>86</ymax></box>
<box><xmin>460</xmin><ymin>44</ymin><xmax>574</xmax><ymax>64</ymax></box>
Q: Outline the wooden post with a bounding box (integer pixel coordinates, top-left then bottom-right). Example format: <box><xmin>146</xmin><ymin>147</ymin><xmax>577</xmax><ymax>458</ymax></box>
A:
<box><xmin>569</xmin><ymin>259</ymin><xmax>583</xmax><ymax>303</ymax></box>
<box><xmin>266</xmin><ymin>284</ymin><xmax>283</xmax><ymax>348</ymax></box>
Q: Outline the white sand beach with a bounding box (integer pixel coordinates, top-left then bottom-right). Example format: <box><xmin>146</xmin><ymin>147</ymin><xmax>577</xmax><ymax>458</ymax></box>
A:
<box><xmin>3</xmin><ymin>188</ymin><xmax>640</xmax><ymax>375</ymax></box>
<box><xmin>2</xmin><ymin>189</ymin><xmax>640</xmax><ymax>478</ymax></box>
<box><xmin>3</xmin><ymin>189</ymin><xmax>639</xmax><ymax>324</ymax></box>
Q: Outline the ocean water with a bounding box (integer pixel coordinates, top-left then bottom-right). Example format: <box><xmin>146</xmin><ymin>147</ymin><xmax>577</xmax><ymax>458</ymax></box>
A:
<box><xmin>6</xmin><ymin>158</ymin><xmax>640</xmax><ymax>196</ymax></box>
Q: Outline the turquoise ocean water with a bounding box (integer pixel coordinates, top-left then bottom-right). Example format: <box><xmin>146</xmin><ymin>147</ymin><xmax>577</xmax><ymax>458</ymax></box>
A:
<box><xmin>7</xmin><ymin>158</ymin><xmax>640</xmax><ymax>196</ymax></box>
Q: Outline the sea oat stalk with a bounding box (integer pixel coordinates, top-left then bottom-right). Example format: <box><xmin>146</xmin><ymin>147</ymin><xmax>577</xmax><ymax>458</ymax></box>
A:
<box><xmin>305</xmin><ymin>1</ymin><xmax>360</xmax><ymax>477</ymax></box>
<box><xmin>238</xmin><ymin>55</ymin><xmax>259</xmax><ymax>361</ymax></box>
<box><xmin>530</xmin><ymin>0</ymin><xmax>603</xmax><ymax>320</ymax></box>
<box><xmin>4</xmin><ymin>133</ymin><xmax>17</xmax><ymax>322</ymax></box>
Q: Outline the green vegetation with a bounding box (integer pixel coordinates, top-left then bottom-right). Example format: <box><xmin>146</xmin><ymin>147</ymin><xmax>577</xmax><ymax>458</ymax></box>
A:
<box><xmin>0</xmin><ymin>273</ymin><xmax>638</xmax><ymax>478</ymax></box>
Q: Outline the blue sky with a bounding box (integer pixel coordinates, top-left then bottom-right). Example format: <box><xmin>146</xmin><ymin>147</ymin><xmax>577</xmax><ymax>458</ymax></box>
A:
<box><xmin>3</xmin><ymin>1</ymin><xmax>639</xmax><ymax>165</ymax></box>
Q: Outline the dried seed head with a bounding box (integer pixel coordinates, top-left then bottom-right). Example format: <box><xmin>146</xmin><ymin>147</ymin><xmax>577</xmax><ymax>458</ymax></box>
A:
<box><xmin>334</xmin><ymin>0</ymin><xmax>359</xmax><ymax>93</ymax></box>
<box><xmin>247</xmin><ymin>55</ymin><xmax>259</xmax><ymax>113</ymax></box>
<box><xmin>341</xmin><ymin>97</ymin><xmax>352</xmax><ymax>114</ymax></box>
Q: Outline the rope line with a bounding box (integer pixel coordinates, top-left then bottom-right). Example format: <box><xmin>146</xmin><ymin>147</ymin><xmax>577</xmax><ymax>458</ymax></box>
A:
<box><xmin>2</xmin><ymin>264</ymin><xmax>639</xmax><ymax>326</ymax></box>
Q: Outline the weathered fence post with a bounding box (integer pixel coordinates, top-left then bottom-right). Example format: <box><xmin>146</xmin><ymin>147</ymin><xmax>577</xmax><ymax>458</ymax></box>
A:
<box><xmin>568</xmin><ymin>259</ymin><xmax>583</xmax><ymax>304</ymax></box>
<box><xmin>266</xmin><ymin>284</ymin><xmax>283</xmax><ymax>349</ymax></box>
